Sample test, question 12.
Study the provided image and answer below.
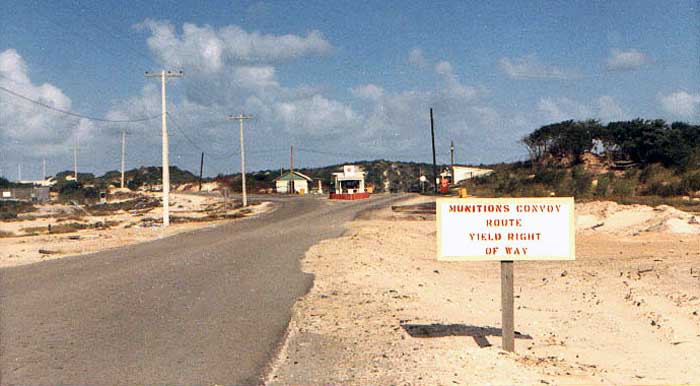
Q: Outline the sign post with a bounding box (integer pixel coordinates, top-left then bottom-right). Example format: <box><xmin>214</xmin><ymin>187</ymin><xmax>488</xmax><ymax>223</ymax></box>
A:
<box><xmin>501</xmin><ymin>260</ymin><xmax>514</xmax><ymax>352</ymax></box>
<box><xmin>437</xmin><ymin>197</ymin><xmax>575</xmax><ymax>352</ymax></box>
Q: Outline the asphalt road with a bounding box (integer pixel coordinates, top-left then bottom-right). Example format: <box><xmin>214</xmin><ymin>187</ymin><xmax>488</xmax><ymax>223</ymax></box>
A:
<box><xmin>0</xmin><ymin>194</ymin><xmax>406</xmax><ymax>385</ymax></box>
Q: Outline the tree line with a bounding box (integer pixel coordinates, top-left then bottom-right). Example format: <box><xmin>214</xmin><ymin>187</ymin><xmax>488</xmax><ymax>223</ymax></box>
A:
<box><xmin>521</xmin><ymin>119</ymin><xmax>700</xmax><ymax>169</ymax></box>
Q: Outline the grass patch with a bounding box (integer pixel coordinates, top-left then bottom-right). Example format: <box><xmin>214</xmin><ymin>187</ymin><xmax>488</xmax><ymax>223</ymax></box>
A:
<box><xmin>21</xmin><ymin>220</ymin><xmax>120</xmax><ymax>235</ymax></box>
<box><xmin>86</xmin><ymin>197</ymin><xmax>160</xmax><ymax>216</ymax></box>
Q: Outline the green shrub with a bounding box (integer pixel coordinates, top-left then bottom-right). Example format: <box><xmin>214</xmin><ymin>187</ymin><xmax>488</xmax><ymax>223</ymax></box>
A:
<box><xmin>612</xmin><ymin>178</ymin><xmax>637</xmax><ymax>196</ymax></box>
<box><xmin>680</xmin><ymin>171</ymin><xmax>700</xmax><ymax>194</ymax></box>
<box><xmin>0</xmin><ymin>212</ymin><xmax>17</xmax><ymax>220</ymax></box>
<box><xmin>571</xmin><ymin>166</ymin><xmax>592</xmax><ymax>197</ymax></box>
<box><xmin>58</xmin><ymin>181</ymin><xmax>99</xmax><ymax>201</ymax></box>
<box><xmin>595</xmin><ymin>173</ymin><xmax>612</xmax><ymax>197</ymax></box>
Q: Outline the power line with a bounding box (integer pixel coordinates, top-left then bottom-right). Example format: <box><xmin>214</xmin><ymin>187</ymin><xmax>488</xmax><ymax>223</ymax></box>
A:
<box><xmin>166</xmin><ymin>112</ymin><xmax>207</xmax><ymax>153</ymax></box>
<box><xmin>0</xmin><ymin>85</ymin><xmax>161</xmax><ymax>123</ymax></box>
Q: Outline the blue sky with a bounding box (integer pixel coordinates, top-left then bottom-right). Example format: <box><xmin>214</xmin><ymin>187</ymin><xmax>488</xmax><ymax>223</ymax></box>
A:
<box><xmin>1</xmin><ymin>0</ymin><xmax>699</xmax><ymax>179</ymax></box>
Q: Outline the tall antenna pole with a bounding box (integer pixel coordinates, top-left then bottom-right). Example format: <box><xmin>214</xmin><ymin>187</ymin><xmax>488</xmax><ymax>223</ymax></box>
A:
<box><xmin>120</xmin><ymin>128</ymin><xmax>126</xmax><ymax>189</ymax></box>
<box><xmin>146</xmin><ymin>70</ymin><xmax>183</xmax><ymax>227</ymax></box>
<box><xmin>42</xmin><ymin>159</ymin><xmax>46</xmax><ymax>180</ymax></box>
<box><xmin>198</xmin><ymin>152</ymin><xmax>204</xmax><ymax>192</ymax></box>
<box><xmin>430</xmin><ymin>108</ymin><xmax>437</xmax><ymax>193</ymax></box>
<box><xmin>227</xmin><ymin>114</ymin><xmax>253</xmax><ymax>207</ymax></box>
<box><xmin>18</xmin><ymin>164</ymin><xmax>21</xmax><ymax>182</ymax></box>
<box><xmin>290</xmin><ymin>145</ymin><xmax>294</xmax><ymax>194</ymax></box>
<box><xmin>450</xmin><ymin>140</ymin><xmax>455</xmax><ymax>170</ymax></box>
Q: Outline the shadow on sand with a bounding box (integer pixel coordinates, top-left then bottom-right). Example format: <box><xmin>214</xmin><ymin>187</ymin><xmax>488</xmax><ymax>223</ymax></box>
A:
<box><xmin>401</xmin><ymin>323</ymin><xmax>533</xmax><ymax>348</ymax></box>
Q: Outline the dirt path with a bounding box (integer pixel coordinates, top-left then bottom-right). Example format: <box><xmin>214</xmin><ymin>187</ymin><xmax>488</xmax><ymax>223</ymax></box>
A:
<box><xmin>268</xmin><ymin>198</ymin><xmax>700</xmax><ymax>385</ymax></box>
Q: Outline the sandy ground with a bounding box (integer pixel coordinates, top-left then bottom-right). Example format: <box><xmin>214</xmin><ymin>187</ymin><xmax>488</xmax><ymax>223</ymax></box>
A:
<box><xmin>268</xmin><ymin>196</ymin><xmax>700</xmax><ymax>385</ymax></box>
<box><xmin>0</xmin><ymin>192</ymin><xmax>273</xmax><ymax>268</ymax></box>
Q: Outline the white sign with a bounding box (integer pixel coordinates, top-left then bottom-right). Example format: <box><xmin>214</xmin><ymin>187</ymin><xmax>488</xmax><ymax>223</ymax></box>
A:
<box><xmin>437</xmin><ymin>197</ymin><xmax>575</xmax><ymax>261</ymax></box>
<box><xmin>2</xmin><ymin>191</ymin><xmax>11</xmax><ymax>198</ymax></box>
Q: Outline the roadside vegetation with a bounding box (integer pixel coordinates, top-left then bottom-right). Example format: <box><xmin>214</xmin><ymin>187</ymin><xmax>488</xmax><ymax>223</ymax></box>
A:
<box><xmin>465</xmin><ymin>119</ymin><xmax>700</xmax><ymax>213</ymax></box>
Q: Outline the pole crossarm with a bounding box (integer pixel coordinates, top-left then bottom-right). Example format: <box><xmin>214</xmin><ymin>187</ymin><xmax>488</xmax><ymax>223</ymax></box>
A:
<box><xmin>228</xmin><ymin>114</ymin><xmax>253</xmax><ymax>121</ymax></box>
<box><xmin>144</xmin><ymin>71</ymin><xmax>184</xmax><ymax>79</ymax></box>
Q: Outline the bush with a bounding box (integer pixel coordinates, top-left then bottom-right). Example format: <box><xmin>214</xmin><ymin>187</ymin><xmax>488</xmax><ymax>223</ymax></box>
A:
<box><xmin>58</xmin><ymin>181</ymin><xmax>99</xmax><ymax>201</ymax></box>
<box><xmin>0</xmin><ymin>212</ymin><xmax>17</xmax><ymax>220</ymax></box>
<box><xmin>612</xmin><ymin>178</ymin><xmax>637</xmax><ymax>196</ymax></box>
<box><xmin>680</xmin><ymin>171</ymin><xmax>700</xmax><ymax>195</ymax></box>
<box><xmin>533</xmin><ymin>168</ymin><xmax>567</xmax><ymax>186</ymax></box>
<box><xmin>571</xmin><ymin>166</ymin><xmax>592</xmax><ymax>197</ymax></box>
<box><xmin>595</xmin><ymin>173</ymin><xmax>613</xmax><ymax>197</ymax></box>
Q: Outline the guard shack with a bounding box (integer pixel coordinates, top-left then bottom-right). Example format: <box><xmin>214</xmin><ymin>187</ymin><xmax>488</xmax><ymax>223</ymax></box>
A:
<box><xmin>330</xmin><ymin>165</ymin><xmax>369</xmax><ymax>200</ymax></box>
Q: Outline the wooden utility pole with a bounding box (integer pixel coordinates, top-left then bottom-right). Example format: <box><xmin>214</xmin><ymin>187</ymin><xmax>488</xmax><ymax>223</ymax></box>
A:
<box><xmin>289</xmin><ymin>145</ymin><xmax>295</xmax><ymax>194</ymax></box>
<box><xmin>198</xmin><ymin>152</ymin><xmax>204</xmax><ymax>192</ymax></box>
<box><xmin>228</xmin><ymin>114</ymin><xmax>253</xmax><ymax>207</ymax></box>
<box><xmin>42</xmin><ymin>159</ymin><xmax>46</xmax><ymax>181</ymax></box>
<box><xmin>145</xmin><ymin>70</ymin><xmax>183</xmax><ymax>227</ymax></box>
<box><xmin>430</xmin><ymin>108</ymin><xmax>437</xmax><ymax>193</ymax></box>
<box><xmin>120</xmin><ymin>128</ymin><xmax>126</xmax><ymax>189</ymax></box>
<box><xmin>501</xmin><ymin>260</ymin><xmax>515</xmax><ymax>352</ymax></box>
<box><xmin>73</xmin><ymin>138</ymin><xmax>78</xmax><ymax>182</ymax></box>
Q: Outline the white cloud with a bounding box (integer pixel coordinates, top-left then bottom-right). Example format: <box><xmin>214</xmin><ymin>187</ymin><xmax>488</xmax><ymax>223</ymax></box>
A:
<box><xmin>351</xmin><ymin>84</ymin><xmax>384</xmax><ymax>100</ymax></box>
<box><xmin>435</xmin><ymin>61</ymin><xmax>482</xmax><ymax>101</ymax></box>
<box><xmin>596</xmin><ymin>95</ymin><xmax>626</xmax><ymax>121</ymax></box>
<box><xmin>135</xmin><ymin>19</ymin><xmax>333</xmax><ymax>72</ymax></box>
<box><xmin>658</xmin><ymin>91</ymin><xmax>700</xmax><ymax>118</ymax></box>
<box><xmin>499</xmin><ymin>55</ymin><xmax>578</xmax><ymax>80</ymax></box>
<box><xmin>273</xmin><ymin>95</ymin><xmax>361</xmax><ymax>136</ymax></box>
<box><xmin>606</xmin><ymin>48</ymin><xmax>650</xmax><ymax>71</ymax></box>
<box><xmin>407</xmin><ymin>48</ymin><xmax>427</xmax><ymax>68</ymax></box>
<box><xmin>351</xmin><ymin>60</ymin><xmax>529</xmax><ymax>161</ymax></box>
<box><xmin>0</xmin><ymin>49</ymin><xmax>91</xmax><ymax>149</ymax></box>
<box><xmin>537</xmin><ymin>95</ymin><xmax>627</xmax><ymax>123</ymax></box>
<box><xmin>234</xmin><ymin>66</ymin><xmax>279</xmax><ymax>89</ymax></box>
<box><xmin>103</xmin><ymin>21</ymin><xmax>361</xmax><ymax>167</ymax></box>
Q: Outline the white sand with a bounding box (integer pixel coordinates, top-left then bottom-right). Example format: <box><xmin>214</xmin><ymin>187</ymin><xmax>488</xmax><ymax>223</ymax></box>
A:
<box><xmin>269</xmin><ymin>198</ymin><xmax>700</xmax><ymax>385</ymax></box>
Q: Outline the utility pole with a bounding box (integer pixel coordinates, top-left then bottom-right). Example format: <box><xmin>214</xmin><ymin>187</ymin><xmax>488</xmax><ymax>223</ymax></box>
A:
<box><xmin>289</xmin><ymin>144</ymin><xmax>295</xmax><ymax>194</ymax></box>
<box><xmin>228</xmin><ymin>114</ymin><xmax>253</xmax><ymax>207</ymax></box>
<box><xmin>198</xmin><ymin>152</ymin><xmax>204</xmax><ymax>192</ymax></box>
<box><xmin>73</xmin><ymin>138</ymin><xmax>78</xmax><ymax>182</ymax></box>
<box><xmin>450</xmin><ymin>141</ymin><xmax>455</xmax><ymax>170</ymax></box>
<box><xmin>42</xmin><ymin>159</ymin><xmax>46</xmax><ymax>181</ymax></box>
<box><xmin>430</xmin><ymin>108</ymin><xmax>437</xmax><ymax>193</ymax></box>
<box><xmin>17</xmin><ymin>164</ymin><xmax>21</xmax><ymax>182</ymax></box>
<box><xmin>146</xmin><ymin>70</ymin><xmax>183</xmax><ymax>227</ymax></box>
<box><xmin>120</xmin><ymin>128</ymin><xmax>126</xmax><ymax>189</ymax></box>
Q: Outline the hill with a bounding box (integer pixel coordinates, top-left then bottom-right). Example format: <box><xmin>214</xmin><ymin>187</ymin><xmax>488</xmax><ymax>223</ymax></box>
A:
<box><xmin>51</xmin><ymin>166</ymin><xmax>199</xmax><ymax>191</ymax></box>
<box><xmin>216</xmin><ymin>160</ymin><xmax>451</xmax><ymax>193</ymax></box>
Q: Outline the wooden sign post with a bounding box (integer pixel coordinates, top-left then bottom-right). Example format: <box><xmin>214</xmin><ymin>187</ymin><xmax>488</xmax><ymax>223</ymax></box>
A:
<box><xmin>437</xmin><ymin>197</ymin><xmax>575</xmax><ymax>352</ymax></box>
<box><xmin>501</xmin><ymin>260</ymin><xmax>514</xmax><ymax>352</ymax></box>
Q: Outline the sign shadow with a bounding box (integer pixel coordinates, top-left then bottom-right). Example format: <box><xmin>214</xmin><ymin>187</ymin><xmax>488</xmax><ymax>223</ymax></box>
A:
<box><xmin>401</xmin><ymin>323</ymin><xmax>532</xmax><ymax>348</ymax></box>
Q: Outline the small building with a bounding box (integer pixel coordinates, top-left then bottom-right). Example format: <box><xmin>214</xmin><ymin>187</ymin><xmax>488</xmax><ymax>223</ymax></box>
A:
<box><xmin>19</xmin><ymin>177</ymin><xmax>56</xmax><ymax>187</ymax></box>
<box><xmin>0</xmin><ymin>186</ymin><xmax>50</xmax><ymax>202</ymax></box>
<box><xmin>441</xmin><ymin>165</ymin><xmax>494</xmax><ymax>184</ymax></box>
<box><xmin>330</xmin><ymin>165</ymin><xmax>369</xmax><ymax>200</ymax></box>
<box><xmin>275</xmin><ymin>171</ymin><xmax>313</xmax><ymax>194</ymax></box>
